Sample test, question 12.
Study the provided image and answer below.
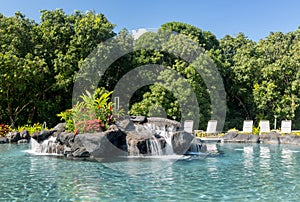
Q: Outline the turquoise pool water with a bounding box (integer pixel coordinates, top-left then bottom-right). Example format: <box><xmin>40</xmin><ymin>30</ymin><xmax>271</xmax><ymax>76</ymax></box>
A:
<box><xmin>1</xmin><ymin>143</ymin><xmax>300</xmax><ymax>201</ymax></box>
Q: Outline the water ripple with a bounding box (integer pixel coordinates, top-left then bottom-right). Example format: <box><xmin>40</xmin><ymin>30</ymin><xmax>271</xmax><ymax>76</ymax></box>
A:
<box><xmin>1</xmin><ymin>144</ymin><xmax>300</xmax><ymax>201</ymax></box>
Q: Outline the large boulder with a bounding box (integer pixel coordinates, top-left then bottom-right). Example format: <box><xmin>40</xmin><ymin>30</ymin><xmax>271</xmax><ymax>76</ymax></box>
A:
<box><xmin>116</xmin><ymin>117</ymin><xmax>135</xmax><ymax>132</ymax></box>
<box><xmin>52</xmin><ymin>123</ymin><xmax>66</xmax><ymax>137</ymax></box>
<box><xmin>279</xmin><ymin>134</ymin><xmax>300</xmax><ymax>145</ymax></box>
<box><xmin>56</xmin><ymin>132</ymin><xmax>76</xmax><ymax>147</ymax></box>
<box><xmin>20</xmin><ymin>130</ymin><xmax>31</xmax><ymax>141</ymax></box>
<box><xmin>172</xmin><ymin>131</ymin><xmax>194</xmax><ymax>154</ymax></box>
<box><xmin>71</xmin><ymin>128</ymin><xmax>127</xmax><ymax>158</ymax></box>
<box><xmin>126</xmin><ymin>130</ymin><xmax>159</xmax><ymax>155</ymax></box>
<box><xmin>6</xmin><ymin>132</ymin><xmax>21</xmax><ymax>143</ymax></box>
<box><xmin>259</xmin><ymin>132</ymin><xmax>281</xmax><ymax>144</ymax></box>
<box><xmin>222</xmin><ymin>132</ymin><xmax>259</xmax><ymax>143</ymax></box>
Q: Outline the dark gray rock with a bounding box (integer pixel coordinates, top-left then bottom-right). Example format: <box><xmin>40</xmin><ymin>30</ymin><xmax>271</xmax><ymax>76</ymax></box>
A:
<box><xmin>53</xmin><ymin>123</ymin><xmax>66</xmax><ymax>132</ymax></box>
<box><xmin>187</xmin><ymin>138</ymin><xmax>208</xmax><ymax>153</ymax></box>
<box><xmin>71</xmin><ymin>128</ymin><xmax>127</xmax><ymax>158</ymax></box>
<box><xmin>56</xmin><ymin>132</ymin><xmax>75</xmax><ymax>147</ymax></box>
<box><xmin>20</xmin><ymin>130</ymin><xmax>30</xmax><ymax>140</ymax></box>
<box><xmin>72</xmin><ymin>147</ymin><xmax>90</xmax><ymax>158</ymax></box>
<box><xmin>172</xmin><ymin>131</ymin><xmax>194</xmax><ymax>154</ymax></box>
<box><xmin>32</xmin><ymin>130</ymin><xmax>56</xmax><ymax>143</ymax></box>
<box><xmin>259</xmin><ymin>132</ymin><xmax>280</xmax><ymax>144</ymax></box>
<box><xmin>116</xmin><ymin>118</ymin><xmax>135</xmax><ymax>132</ymax></box>
<box><xmin>56</xmin><ymin>144</ymin><xmax>65</xmax><ymax>155</ymax></box>
<box><xmin>18</xmin><ymin>139</ymin><xmax>29</xmax><ymax>144</ymax></box>
<box><xmin>126</xmin><ymin>130</ymin><xmax>155</xmax><ymax>154</ymax></box>
<box><xmin>0</xmin><ymin>137</ymin><xmax>8</xmax><ymax>144</ymax></box>
<box><xmin>222</xmin><ymin>132</ymin><xmax>259</xmax><ymax>143</ymax></box>
<box><xmin>222</xmin><ymin>131</ymin><xmax>239</xmax><ymax>140</ymax></box>
<box><xmin>52</xmin><ymin>123</ymin><xmax>66</xmax><ymax>136</ymax></box>
<box><xmin>130</xmin><ymin>116</ymin><xmax>147</xmax><ymax>124</ymax></box>
<box><xmin>278</xmin><ymin>134</ymin><xmax>300</xmax><ymax>145</ymax></box>
<box><xmin>6</xmin><ymin>132</ymin><xmax>21</xmax><ymax>143</ymax></box>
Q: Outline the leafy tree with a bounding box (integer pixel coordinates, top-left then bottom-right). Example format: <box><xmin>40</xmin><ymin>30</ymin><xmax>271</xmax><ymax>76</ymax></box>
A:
<box><xmin>219</xmin><ymin>33</ymin><xmax>258</xmax><ymax>129</ymax></box>
<box><xmin>253</xmin><ymin>31</ymin><xmax>300</xmax><ymax>125</ymax></box>
<box><xmin>0</xmin><ymin>12</ymin><xmax>47</xmax><ymax>127</ymax></box>
<box><xmin>160</xmin><ymin>22</ymin><xmax>219</xmax><ymax>50</ymax></box>
<box><xmin>0</xmin><ymin>10</ymin><xmax>115</xmax><ymax>127</ymax></box>
<box><xmin>129</xmin><ymin>28</ymin><xmax>221</xmax><ymax>129</ymax></box>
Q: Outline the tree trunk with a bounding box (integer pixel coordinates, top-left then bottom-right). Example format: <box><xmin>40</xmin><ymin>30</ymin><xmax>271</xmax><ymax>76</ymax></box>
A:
<box><xmin>7</xmin><ymin>103</ymin><xmax>16</xmax><ymax>129</ymax></box>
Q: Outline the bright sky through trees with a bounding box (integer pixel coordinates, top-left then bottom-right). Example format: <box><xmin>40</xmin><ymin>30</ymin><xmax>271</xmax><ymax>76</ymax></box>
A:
<box><xmin>1</xmin><ymin>0</ymin><xmax>300</xmax><ymax>41</ymax></box>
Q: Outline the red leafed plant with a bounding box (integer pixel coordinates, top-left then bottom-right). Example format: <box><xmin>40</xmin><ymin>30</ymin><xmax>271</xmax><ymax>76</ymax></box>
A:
<box><xmin>0</xmin><ymin>124</ymin><xmax>11</xmax><ymax>137</ymax></box>
<box><xmin>58</xmin><ymin>88</ymin><xmax>123</xmax><ymax>134</ymax></box>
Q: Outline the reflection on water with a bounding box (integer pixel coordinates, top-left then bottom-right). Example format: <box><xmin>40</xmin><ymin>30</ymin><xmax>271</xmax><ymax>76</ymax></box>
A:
<box><xmin>259</xmin><ymin>146</ymin><xmax>271</xmax><ymax>176</ymax></box>
<box><xmin>101</xmin><ymin>157</ymin><xmax>177</xmax><ymax>176</ymax></box>
<box><xmin>1</xmin><ymin>143</ymin><xmax>300</xmax><ymax>201</ymax></box>
<box><xmin>243</xmin><ymin>146</ymin><xmax>253</xmax><ymax>169</ymax></box>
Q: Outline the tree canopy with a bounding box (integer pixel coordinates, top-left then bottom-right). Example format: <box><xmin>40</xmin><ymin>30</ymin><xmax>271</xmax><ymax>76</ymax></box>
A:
<box><xmin>0</xmin><ymin>11</ymin><xmax>300</xmax><ymax>130</ymax></box>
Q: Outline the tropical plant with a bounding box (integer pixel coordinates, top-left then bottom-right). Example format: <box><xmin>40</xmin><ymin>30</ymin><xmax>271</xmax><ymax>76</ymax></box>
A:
<box><xmin>0</xmin><ymin>124</ymin><xmax>11</xmax><ymax>137</ymax></box>
<box><xmin>14</xmin><ymin>123</ymin><xmax>48</xmax><ymax>135</ymax></box>
<box><xmin>57</xmin><ymin>88</ymin><xmax>121</xmax><ymax>134</ymax></box>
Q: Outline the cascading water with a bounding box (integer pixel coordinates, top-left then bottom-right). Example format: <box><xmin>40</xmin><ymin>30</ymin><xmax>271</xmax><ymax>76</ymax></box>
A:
<box><xmin>30</xmin><ymin>136</ymin><xmax>60</xmax><ymax>155</ymax></box>
<box><xmin>128</xmin><ymin>140</ymin><xmax>140</xmax><ymax>157</ymax></box>
<box><xmin>143</xmin><ymin>123</ymin><xmax>176</xmax><ymax>156</ymax></box>
<box><xmin>146</xmin><ymin>137</ymin><xmax>163</xmax><ymax>156</ymax></box>
<box><xmin>188</xmin><ymin>138</ymin><xmax>201</xmax><ymax>153</ymax></box>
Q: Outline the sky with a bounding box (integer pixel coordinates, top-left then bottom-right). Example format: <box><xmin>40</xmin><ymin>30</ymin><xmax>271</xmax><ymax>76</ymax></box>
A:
<box><xmin>0</xmin><ymin>0</ymin><xmax>300</xmax><ymax>41</ymax></box>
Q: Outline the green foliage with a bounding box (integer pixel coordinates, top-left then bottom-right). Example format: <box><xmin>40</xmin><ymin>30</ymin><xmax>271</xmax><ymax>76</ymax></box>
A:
<box><xmin>0</xmin><ymin>10</ymin><xmax>115</xmax><ymax>128</ymax></box>
<box><xmin>1</xmin><ymin>9</ymin><xmax>300</xmax><ymax>131</ymax></box>
<box><xmin>14</xmin><ymin>123</ymin><xmax>48</xmax><ymax>135</ymax></box>
<box><xmin>160</xmin><ymin>22</ymin><xmax>219</xmax><ymax>50</ymax></box>
<box><xmin>252</xmin><ymin>126</ymin><xmax>260</xmax><ymax>135</ymax></box>
<box><xmin>57</xmin><ymin>109</ymin><xmax>74</xmax><ymax>132</ymax></box>
<box><xmin>252</xmin><ymin>31</ymin><xmax>300</xmax><ymax>122</ymax></box>
<box><xmin>57</xmin><ymin>88</ymin><xmax>122</xmax><ymax>133</ymax></box>
<box><xmin>292</xmin><ymin>131</ymin><xmax>300</xmax><ymax>136</ymax></box>
<box><xmin>228</xmin><ymin>128</ymin><xmax>239</xmax><ymax>132</ymax></box>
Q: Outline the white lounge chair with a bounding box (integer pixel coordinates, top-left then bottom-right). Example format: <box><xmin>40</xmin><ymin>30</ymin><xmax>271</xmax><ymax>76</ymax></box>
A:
<box><xmin>242</xmin><ymin>120</ymin><xmax>253</xmax><ymax>133</ymax></box>
<box><xmin>206</xmin><ymin>120</ymin><xmax>218</xmax><ymax>134</ymax></box>
<box><xmin>281</xmin><ymin>120</ymin><xmax>292</xmax><ymax>133</ymax></box>
<box><xmin>183</xmin><ymin>120</ymin><xmax>194</xmax><ymax>134</ymax></box>
<box><xmin>259</xmin><ymin>120</ymin><xmax>270</xmax><ymax>134</ymax></box>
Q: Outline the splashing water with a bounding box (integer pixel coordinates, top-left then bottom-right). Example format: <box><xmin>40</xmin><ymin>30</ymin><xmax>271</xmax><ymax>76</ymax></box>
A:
<box><xmin>29</xmin><ymin>136</ymin><xmax>61</xmax><ymax>155</ymax></box>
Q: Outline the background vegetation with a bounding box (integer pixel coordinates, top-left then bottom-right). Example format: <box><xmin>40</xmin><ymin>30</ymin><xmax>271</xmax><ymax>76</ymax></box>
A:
<box><xmin>0</xmin><ymin>10</ymin><xmax>299</xmax><ymax>131</ymax></box>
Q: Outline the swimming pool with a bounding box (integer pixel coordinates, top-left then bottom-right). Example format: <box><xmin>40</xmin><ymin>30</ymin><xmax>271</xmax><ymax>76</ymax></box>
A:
<box><xmin>1</xmin><ymin>143</ymin><xmax>299</xmax><ymax>201</ymax></box>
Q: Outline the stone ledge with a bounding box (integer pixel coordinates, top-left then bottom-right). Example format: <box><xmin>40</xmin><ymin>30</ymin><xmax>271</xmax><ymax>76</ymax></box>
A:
<box><xmin>221</xmin><ymin>131</ymin><xmax>300</xmax><ymax>145</ymax></box>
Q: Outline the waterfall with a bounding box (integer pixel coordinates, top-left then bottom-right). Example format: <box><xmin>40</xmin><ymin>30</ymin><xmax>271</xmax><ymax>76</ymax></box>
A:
<box><xmin>127</xmin><ymin>140</ymin><xmax>140</xmax><ymax>157</ymax></box>
<box><xmin>159</xmin><ymin>130</ymin><xmax>174</xmax><ymax>155</ymax></box>
<box><xmin>30</xmin><ymin>136</ymin><xmax>60</xmax><ymax>155</ymax></box>
<box><xmin>143</xmin><ymin>123</ymin><xmax>175</xmax><ymax>156</ymax></box>
<box><xmin>146</xmin><ymin>137</ymin><xmax>163</xmax><ymax>156</ymax></box>
<box><xmin>188</xmin><ymin>138</ymin><xmax>202</xmax><ymax>154</ymax></box>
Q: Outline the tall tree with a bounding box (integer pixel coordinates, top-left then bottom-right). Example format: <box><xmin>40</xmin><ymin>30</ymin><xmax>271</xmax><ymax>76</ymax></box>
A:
<box><xmin>219</xmin><ymin>33</ymin><xmax>257</xmax><ymax>129</ymax></box>
<box><xmin>0</xmin><ymin>10</ymin><xmax>115</xmax><ymax>127</ymax></box>
<box><xmin>0</xmin><ymin>12</ymin><xmax>47</xmax><ymax>127</ymax></box>
<box><xmin>253</xmin><ymin>31</ymin><xmax>300</xmax><ymax>125</ymax></box>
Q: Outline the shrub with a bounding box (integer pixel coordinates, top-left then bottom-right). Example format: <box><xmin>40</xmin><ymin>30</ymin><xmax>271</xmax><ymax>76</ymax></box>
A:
<box><xmin>0</xmin><ymin>124</ymin><xmax>11</xmax><ymax>137</ymax></box>
<box><xmin>228</xmin><ymin>128</ymin><xmax>239</xmax><ymax>132</ymax></box>
<box><xmin>15</xmin><ymin>123</ymin><xmax>48</xmax><ymax>135</ymax></box>
<box><xmin>252</xmin><ymin>126</ymin><xmax>260</xmax><ymax>135</ymax></box>
<box><xmin>57</xmin><ymin>88</ymin><xmax>123</xmax><ymax>134</ymax></box>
